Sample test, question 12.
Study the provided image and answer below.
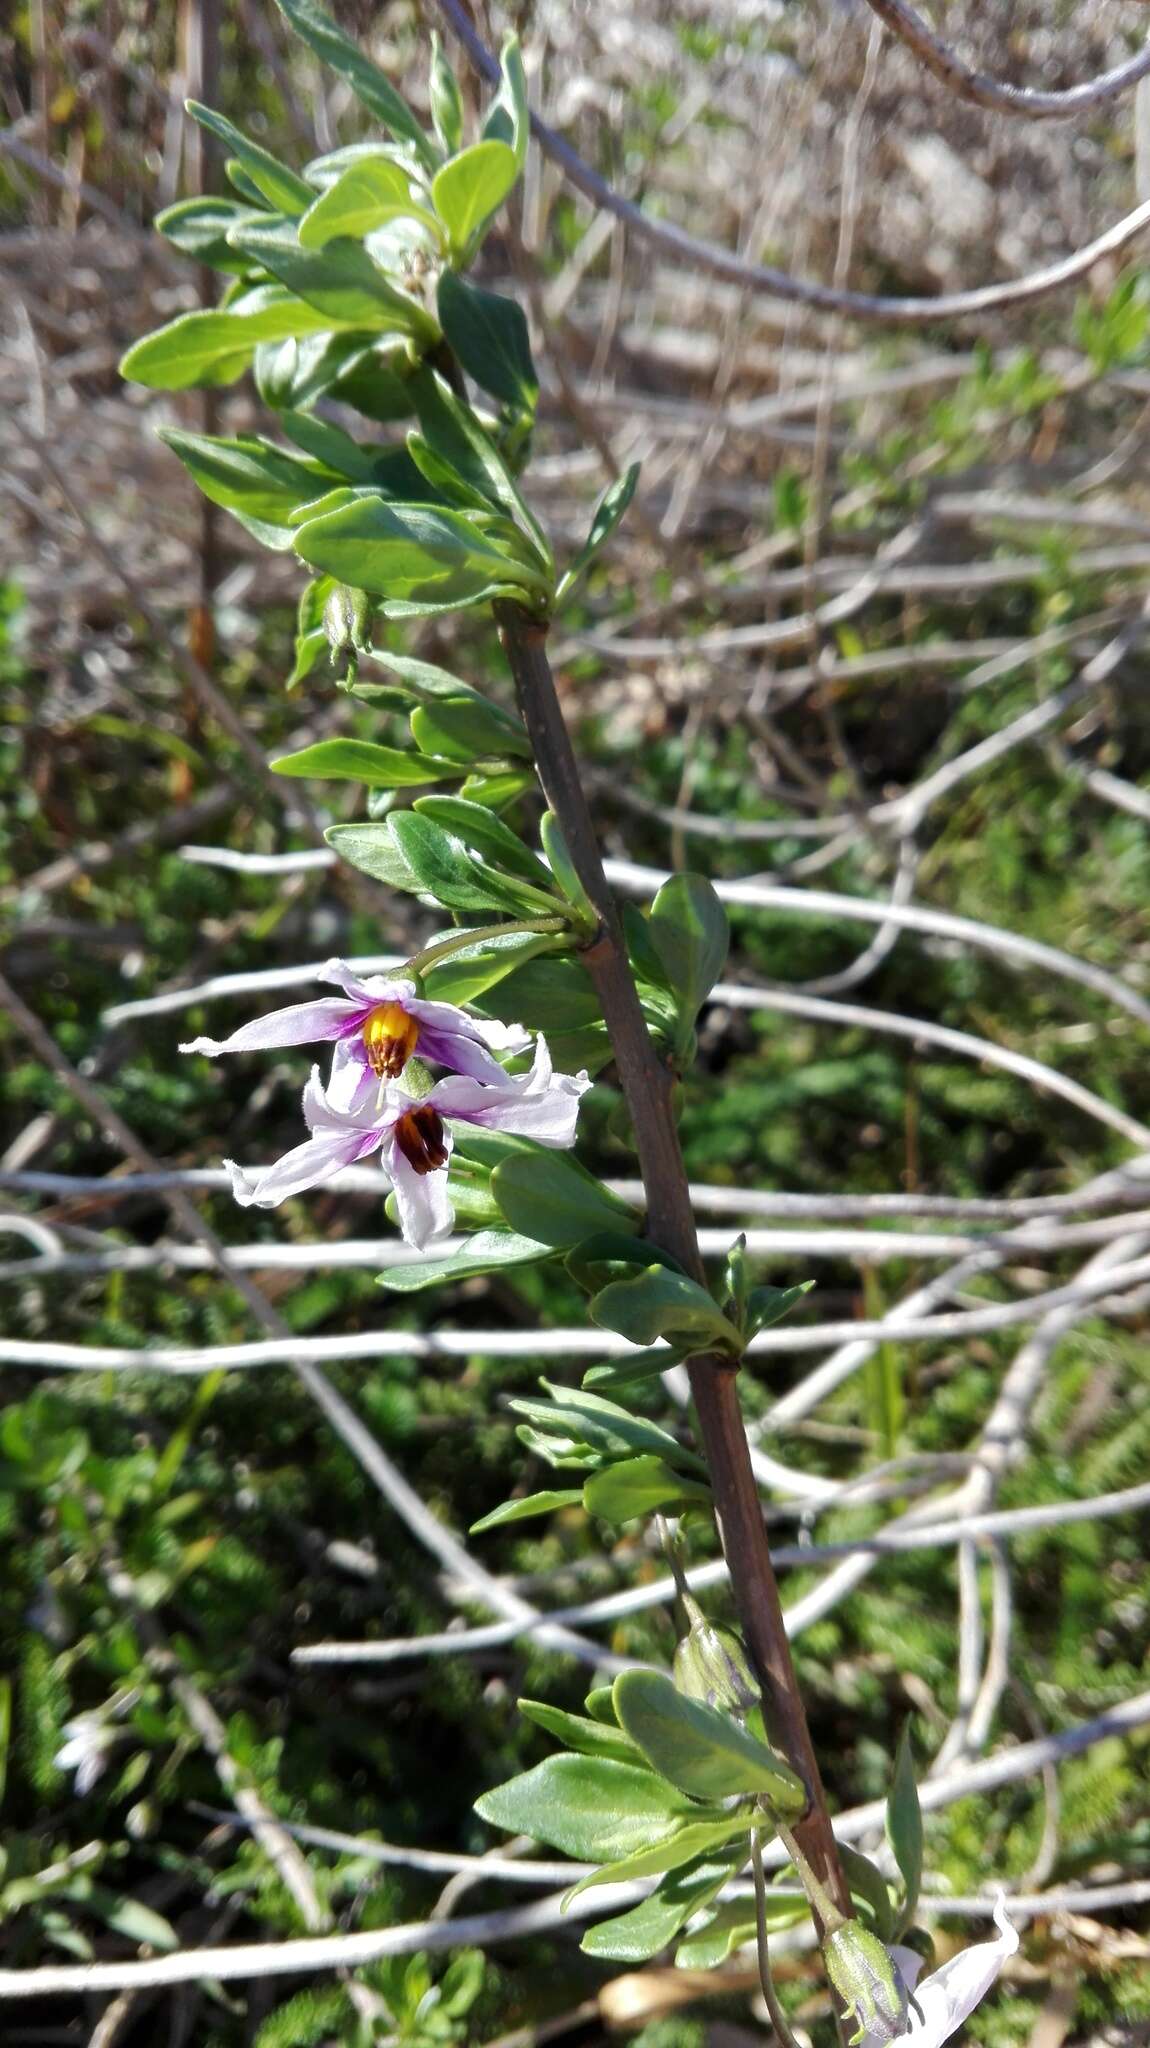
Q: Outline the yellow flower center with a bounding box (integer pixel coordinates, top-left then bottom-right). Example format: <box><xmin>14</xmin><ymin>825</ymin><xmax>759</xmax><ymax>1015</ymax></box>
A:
<box><xmin>393</xmin><ymin>1105</ymin><xmax>449</xmax><ymax>1176</ymax></box>
<box><xmin>362</xmin><ymin>1002</ymin><xmax>420</xmax><ymax>1080</ymax></box>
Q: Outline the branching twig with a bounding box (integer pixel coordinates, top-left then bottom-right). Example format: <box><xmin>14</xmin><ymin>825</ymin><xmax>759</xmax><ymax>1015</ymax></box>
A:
<box><xmin>436</xmin><ymin>0</ymin><xmax>1150</xmax><ymax>325</ymax></box>
<box><xmin>861</xmin><ymin>0</ymin><xmax>1150</xmax><ymax>121</ymax></box>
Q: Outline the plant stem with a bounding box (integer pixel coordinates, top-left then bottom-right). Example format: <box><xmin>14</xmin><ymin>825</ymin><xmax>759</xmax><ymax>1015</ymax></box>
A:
<box><xmin>406</xmin><ymin>917</ymin><xmax>568</xmax><ymax>980</ymax></box>
<box><xmin>776</xmin><ymin>1819</ymin><xmax>846</xmax><ymax>1934</ymax></box>
<box><xmin>495</xmin><ymin>601</ymin><xmax>853</xmax><ymax>1949</ymax></box>
<box><xmin>752</xmin><ymin>1828</ymin><xmax>803</xmax><ymax>2048</ymax></box>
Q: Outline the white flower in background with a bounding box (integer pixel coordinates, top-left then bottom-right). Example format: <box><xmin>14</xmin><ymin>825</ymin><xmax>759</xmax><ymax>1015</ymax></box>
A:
<box><xmin>53</xmin><ymin>1713</ymin><xmax>116</xmax><ymax>1797</ymax></box>
<box><xmin>858</xmin><ymin>1896</ymin><xmax>1019</xmax><ymax>2048</ymax></box>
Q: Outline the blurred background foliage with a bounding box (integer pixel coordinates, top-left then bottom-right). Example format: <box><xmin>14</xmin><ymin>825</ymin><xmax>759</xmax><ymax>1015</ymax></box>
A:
<box><xmin>2</xmin><ymin>0</ymin><xmax>1150</xmax><ymax>2042</ymax></box>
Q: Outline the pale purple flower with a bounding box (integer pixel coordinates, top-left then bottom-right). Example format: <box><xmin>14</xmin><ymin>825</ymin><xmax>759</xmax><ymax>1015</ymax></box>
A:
<box><xmin>226</xmin><ymin>1040</ymin><xmax>591</xmax><ymax>1250</ymax></box>
<box><xmin>181</xmin><ymin>959</ymin><xmax>529</xmax><ymax>1097</ymax></box>
<box><xmin>859</xmin><ymin>1896</ymin><xmax>1019</xmax><ymax>2048</ymax></box>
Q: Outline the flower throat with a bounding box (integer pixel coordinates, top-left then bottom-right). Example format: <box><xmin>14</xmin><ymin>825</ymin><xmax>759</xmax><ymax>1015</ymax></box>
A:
<box><xmin>362</xmin><ymin>1002</ymin><xmax>420</xmax><ymax>1079</ymax></box>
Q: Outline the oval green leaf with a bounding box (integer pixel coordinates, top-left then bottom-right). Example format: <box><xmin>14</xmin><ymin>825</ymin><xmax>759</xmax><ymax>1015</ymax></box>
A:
<box><xmin>432</xmin><ymin>139</ymin><xmax>519</xmax><ymax>254</ymax></box>
<box><xmin>475</xmin><ymin>1754</ymin><xmax>696</xmax><ymax>1862</ymax></box>
<box><xmin>613</xmin><ymin>1669</ymin><xmax>807</xmax><ymax>1813</ymax></box>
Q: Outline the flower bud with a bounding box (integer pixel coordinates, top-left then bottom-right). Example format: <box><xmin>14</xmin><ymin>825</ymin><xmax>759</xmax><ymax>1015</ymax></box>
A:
<box><xmin>672</xmin><ymin>1594</ymin><xmax>758</xmax><ymax>1716</ymax></box>
<box><xmin>822</xmin><ymin>1924</ymin><xmax>910</xmax><ymax>2046</ymax></box>
<box><xmin>323</xmin><ymin>585</ymin><xmax>371</xmax><ymax>673</ymax></box>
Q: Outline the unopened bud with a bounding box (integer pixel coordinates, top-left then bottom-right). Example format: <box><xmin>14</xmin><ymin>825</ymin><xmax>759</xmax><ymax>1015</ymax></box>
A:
<box><xmin>125</xmin><ymin>1799</ymin><xmax>159</xmax><ymax>1840</ymax></box>
<box><xmin>672</xmin><ymin>1594</ymin><xmax>758</xmax><ymax>1716</ymax></box>
<box><xmin>823</xmin><ymin>1924</ymin><xmax>910</xmax><ymax>2047</ymax></box>
<box><xmin>323</xmin><ymin>585</ymin><xmax>371</xmax><ymax>673</ymax></box>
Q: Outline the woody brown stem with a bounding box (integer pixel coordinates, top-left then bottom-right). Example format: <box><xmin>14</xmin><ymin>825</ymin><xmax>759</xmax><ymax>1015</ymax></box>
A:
<box><xmin>495</xmin><ymin>601</ymin><xmax>853</xmax><ymax>1955</ymax></box>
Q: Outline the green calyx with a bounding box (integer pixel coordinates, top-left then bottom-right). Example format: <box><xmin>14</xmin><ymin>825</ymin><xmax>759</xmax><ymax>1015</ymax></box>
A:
<box><xmin>822</xmin><ymin>1923</ymin><xmax>911</xmax><ymax>2047</ymax></box>
<box><xmin>672</xmin><ymin>1594</ymin><xmax>759</xmax><ymax>1718</ymax></box>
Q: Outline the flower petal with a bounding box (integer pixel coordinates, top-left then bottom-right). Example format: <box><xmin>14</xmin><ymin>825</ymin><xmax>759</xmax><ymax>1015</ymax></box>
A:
<box><xmin>320</xmin><ymin>960</ymin><xmax>415</xmax><ymax>1007</ymax></box>
<box><xmin>867</xmin><ymin>1897</ymin><xmax>1018</xmax><ymax>2048</ymax></box>
<box><xmin>320</xmin><ymin>1042</ymin><xmax>380</xmax><ymax>1118</ymax></box>
<box><xmin>225</xmin><ymin>1126</ymin><xmax>377</xmax><ymax>1208</ymax></box>
<box><xmin>381</xmin><ymin>1128</ymin><xmax>455</xmax><ymax>1249</ymax></box>
<box><xmin>413</xmin><ymin>1019</ymin><xmax>517</xmax><ymax>1085</ymax></box>
<box><xmin>406</xmin><ymin>991</ymin><xmax>529</xmax><ymax>1053</ymax></box>
<box><xmin>429</xmin><ymin>1037</ymin><xmax>590</xmax><ymax>1147</ymax></box>
<box><xmin>180</xmin><ymin>998</ymin><xmax>362</xmax><ymax>1057</ymax></box>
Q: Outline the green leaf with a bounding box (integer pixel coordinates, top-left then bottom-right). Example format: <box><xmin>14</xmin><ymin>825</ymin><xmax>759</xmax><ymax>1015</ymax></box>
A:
<box><xmin>297</xmin><ymin>157</ymin><xmax>436</xmax><ymax>250</ymax></box>
<box><xmin>410</xmin><ymin>697</ymin><xmax>532</xmax><ymax>764</ymax></box>
<box><xmin>517</xmin><ymin>1699</ymin><xmax>640</xmax><ymax>1765</ymax></box>
<box><xmin>482</xmin><ymin>36</ymin><xmax>530</xmax><ymax>166</ymax></box>
<box><xmin>287</xmin><ymin>578</ymin><xmax>333</xmax><ymax>687</ymax></box>
<box><xmin>155</xmin><ymin>195</ymin><xmax>272</xmax><ymax>272</ymax></box>
<box><xmin>566</xmin><ymin>1819</ymin><xmax>748</xmax><ymax>1901</ymax></box>
<box><xmin>613</xmin><ymin>1671</ymin><xmax>807</xmax><ymax>1813</ymax></box>
<box><xmin>224</xmin><ymin>158</ymin><xmax>274</xmax><ymax>210</ymax></box>
<box><xmin>469</xmin><ymin>1489</ymin><xmax>583</xmax><ymax>1534</ymax></box>
<box><xmin>185</xmin><ymin>100</ymin><xmax>315</xmax><ymax>215</ymax></box>
<box><xmin>887</xmin><ymin>1721</ymin><xmax>923</xmax><ymax>1931</ymax></box>
<box><xmin>271</xmin><ymin>739</ymin><xmax>452</xmax><ymax>786</ymax></box>
<box><xmin>120</xmin><ymin>295</ymin><xmax>335</xmax><ymax>389</ymax></box>
<box><xmin>475</xmin><ymin>955</ymin><xmax>600</xmax><ymax>1033</ymax></box>
<box><xmin>623</xmin><ymin>903</ymin><xmax>676</xmax><ymax>995</ymax></box>
<box><xmin>304</xmin><ymin>141</ymin><xmax>419</xmax><ymax>186</ymax></box>
<box><xmin>675</xmin><ymin>1892</ymin><xmax>807</xmax><ymax>1968</ymax></box>
<box><xmin>407</xmin><ymin>371</ymin><xmax>548</xmax><ymax>559</ymax></box>
<box><xmin>581</xmin><ymin>1351</ymin><xmax>675</xmax><ymax>1393</ymax></box>
<box><xmin>429</xmin><ymin>34</ymin><xmax>465</xmax><ymax>156</ymax></box>
<box><xmin>746</xmin><ymin>1281</ymin><xmax>814</xmax><ymax>1337</ymax></box>
<box><xmin>390</xmin><ymin>811</ymin><xmax>549</xmax><ymax>915</ymax></box>
<box><xmin>432</xmin><ymin>140</ymin><xmax>519</xmax><ymax>255</ymax></box>
<box><xmin>226</xmin><ymin>221</ymin><xmax>437</xmax><ymax>341</ymax></box>
<box><xmin>556</xmin><ymin>463</ymin><xmax>640</xmax><ymax>601</ymax></box>
<box><xmin>438</xmin><ymin>1950</ymin><xmax>485</xmax><ymax>2020</ymax></box>
<box><xmin>475</xmin><ymin>1755</ymin><xmax>695</xmax><ymax>1862</ymax></box>
<box><xmin>356</xmin><ymin>648</ymin><xmax>499</xmax><ymax>708</ymax></box>
<box><xmin>325</xmin><ymin>820</ymin><xmax>418</xmax><ymax>890</ymax></box>
<box><xmin>648</xmin><ymin>875</ymin><xmax>729</xmax><ymax>1023</ymax></box>
<box><xmin>273</xmin><ymin>0</ymin><xmax>438</xmax><ymax>169</ymax></box>
<box><xmin>80</xmin><ymin>1885</ymin><xmax>180</xmax><ymax>1952</ymax></box>
<box><xmin>413</xmin><ymin>794</ymin><xmax>550</xmax><ymax>883</ymax></box>
<box><xmin>590</xmin><ymin>1265</ymin><xmax>742</xmax><ymax>1355</ymax></box>
<box><xmin>584</xmin><ymin>1687</ymin><xmax>618</xmax><ymax>1728</ymax></box>
<box><xmin>580</xmin><ymin>1856</ymin><xmax>734</xmax><ymax>1964</ymax></box>
<box><xmin>406</xmin><ymin>432</ymin><xmax>492</xmax><ymax>514</ymax></box>
<box><xmin>540</xmin><ymin>811</ymin><xmax>597</xmax><ymax>928</ymax></box>
<box><xmin>515</xmin><ymin>1423</ymin><xmax>596</xmax><ymax>1472</ymax></box>
<box><xmin>566</xmin><ymin>1231</ymin><xmax>677</xmax><ymax>1296</ymax></box>
<box><xmin>459</xmin><ymin>766</ymin><xmax>536</xmax><ymax>809</ymax></box>
<box><xmin>583</xmin><ymin>1456</ymin><xmax>712</xmax><ymax>1523</ymax></box>
<box><xmin>293</xmin><ymin>497</ymin><xmax>538</xmax><ymax>607</ymax></box>
<box><xmin>437</xmin><ymin>269</ymin><xmax>538</xmax><ymax>413</ymax></box>
<box><xmin>287</xmin><ymin>485</ymin><xmax>365</xmax><ymax>529</ymax></box>
<box><xmin>509</xmin><ymin>1383</ymin><xmax>704</xmax><ymax>1471</ymax></box>
<box><xmin>252</xmin><ymin>329</ymin><xmax>415</xmax><ymax>421</ymax></box>
<box><xmin>724</xmin><ymin>1234</ymin><xmax>749</xmax><ymax>1331</ymax></box>
<box><xmin>277</xmin><ymin>410</ymin><xmax>380</xmax><ymax>480</ymax></box>
<box><xmin>492</xmin><ymin>1151</ymin><xmax>635</xmax><ymax>1250</ymax></box>
<box><xmin>378</xmin><ymin>1228</ymin><xmax>553</xmax><ymax>1292</ymax></box>
<box><xmin>326</xmin><ymin>344</ymin><xmax>418</xmax><ymax>423</ymax></box>
<box><xmin>158</xmin><ymin>428</ymin><xmax>337</xmax><ymax>547</ymax></box>
<box><xmin>421</xmin><ymin>930</ymin><xmax>558</xmax><ymax>1006</ymax></box>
